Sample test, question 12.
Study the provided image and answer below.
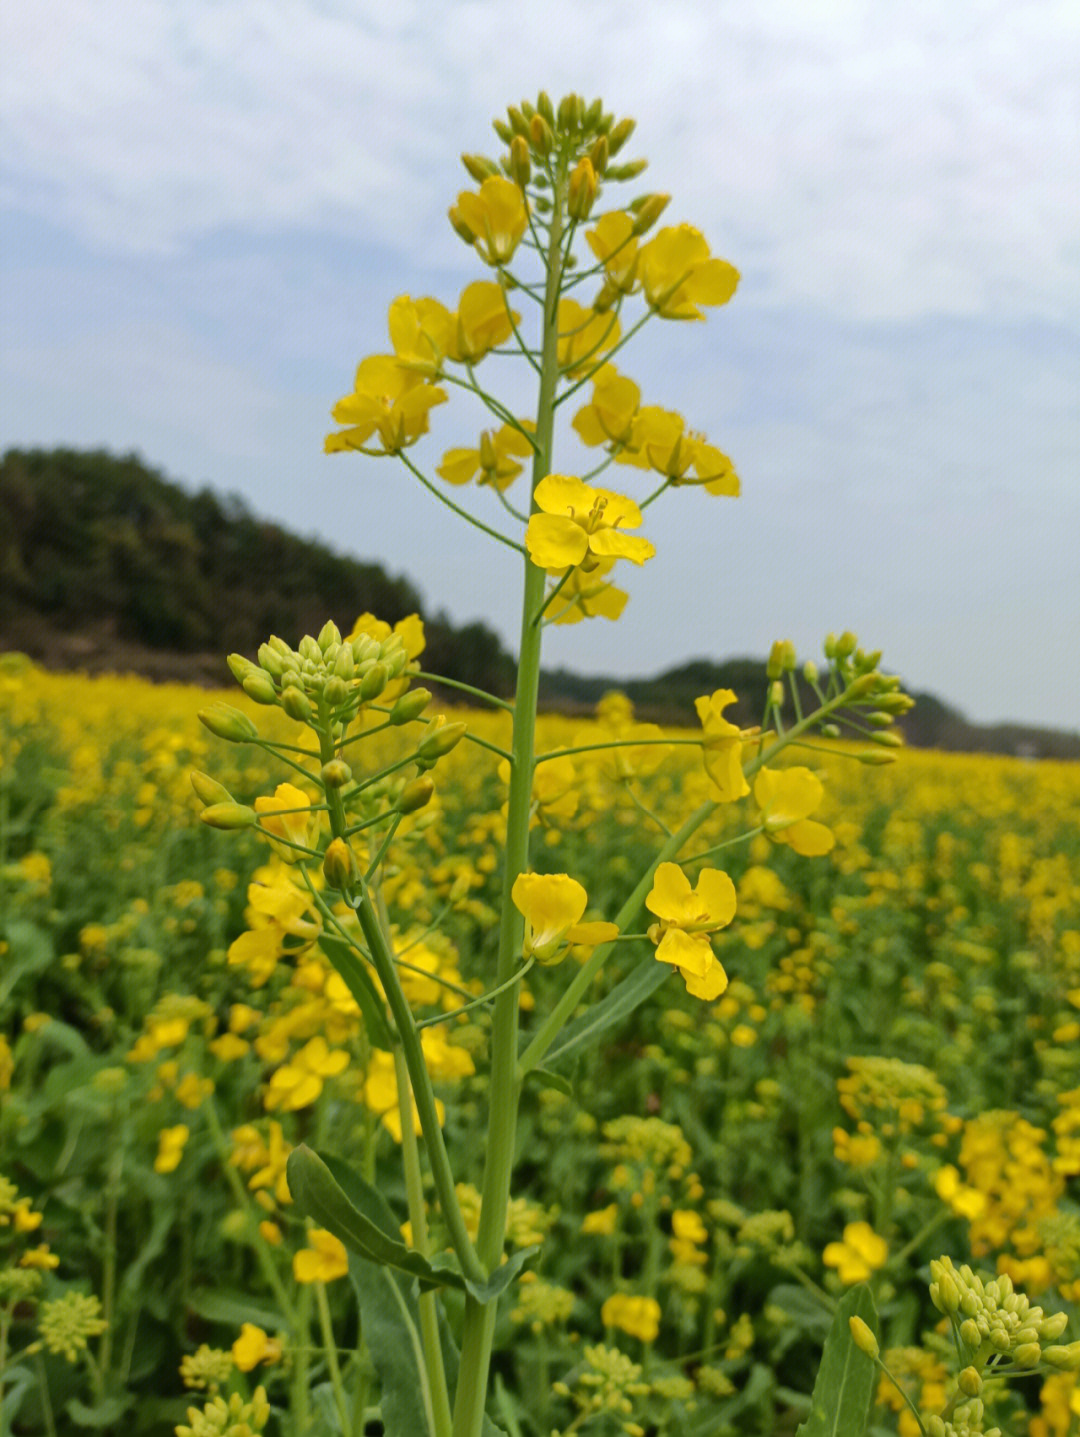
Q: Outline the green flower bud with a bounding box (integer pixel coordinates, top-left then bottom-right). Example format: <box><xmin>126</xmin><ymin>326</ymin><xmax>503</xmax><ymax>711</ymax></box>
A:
<box><xmin>821</xmin><ymin>723</ymin><xmax>842</xmax><ymax>739</ymax></box>
<box><xmin>802</xmin><ymin>660</ymin><xmax>818</xmax><ymax>684</ymax></box>
<box><xmin>190</xmin><ymin>770</ymin><xmax>233</xmax><ymax>807</ymax></box>
<box><xmin>557</xmin><ymin>92</ymin><xmax>578</xmax><ymax>130</ymax></box>
<box><xmin>630</xmin><ymin>192</ymin><xmax>670</xmax><ymax>236</ymax></box>
<box><xmin>588</xmin><ymin>134</ymin><xmax>609</xmax><ymax>176</ymax></box>
<box><xmin>242</xmin><ymin>674</ymin><xmax>278</xmax><ymax>706</ymax></box>
<box><xmin>200</xmin><ymin>802</ymin><xmax>257</xmax><ymax>830</ymax></box>
<box><xmin>509</xmin><ymin>134</ymin><xmax>531</xmax><ymax>187</ymax></box>
<box><xmin>396</xmin><ymin>775</ymin><xmax>435</xmax><ymax>814</ymax></box>
<box><xmin>258</xmin><ymin>643</ymin><xmax>287</xmax><ymax>678</ymax></box>
<box><xmin>323</xmin><ymin>837</ymin><xmax>358</xmax><ymax>890</ymax></box>
<box><xmin>298</xmin><ymin>635</ymin><xmax>322</xmax><ymax>662</ymax></box>
<box><xmin>607</xmin><ymin>116</ymin><xmax>636</xmax><ymax>155</ymax></box>
<box><xmin>536</xmin><ymin>90</ymin><xmax>555</xmax><ymax>125</ymax></box>
<box><xmin>416</xmin><ymin>719</ymin><xmax>467</xmax><ymax>765</ymax></box>
<box><xmin>925</xmin><ymin>1419</ymin><xmax>946</xmax><ymax>1437</ymax></box>
<box><xmin>461</xmin><ymin>152</ymin><xmax>499</xmax><ymax>183</ymax></box>
<box><xmin>227</xmin><ymin>652</ymin><xmax>261</xmax><ymax>685</ymax></box>
<box><xmin>848</xmin><ymin>1316</ymin><xmax>878</xmax><ymax>1359</ymax></box>
<box><xmin>836</xmin><ymin>631</ymin><xmax>858</xmax><ymax>659</ymax></box>
<box><xmin>607</xmin><ymin>158</ymin><xmax>648</xmax><ymax>182</ymax></box>
<box><xmin>317</xmin><ymin>620</ymin><xmax>341</xmax><ymax>651</ymax></box>
<box><xmin>492</xmin><ymin>117</ymin><xmax>513</xmax><ymax>145</ymax></box>
<box><xmin>359</xmin><ymin>663</ymin><xmax>388</xmax><ymax>701</ymax></box>
<box><xmin>933</xmin><ymin>1272</ymin><xmax>961</xmax><ymax>1313</ymax></box>
<box><xmin>281</xmin><ymin>687</ymin><xmax>313</xmax><ymax>724</ymax></box>
<box><xmin>959</xmin><ymin>1317</ymin><xmax>981</xmax><ymax>1348</ymax></box>
<box><xmin>958</xmin><ymin>1366</ymin><xmax>982</xmax><ymax>1396</ymax></box>
<box><xmin>529</xmin><ymin>112</ymin><xmax>553</xmax><ymax>156</ymax></box>
<box><xmin>568</xmin><ymin>157</ymin><xmax>597</xmax><ymax>220</ymax></box>
<box><xmin>324</xmin><ymin>676</ymin><xmax>348</xmax><ymax>708</ymax></box>
<box><xmin>988</xmin><ymin>1327</ymin><xmax>1010</xmax><ymax>1351</ymax></box>
<box><xmin>353</xmin><ymin>634</ymin><xmax>380</xmax><ymax>662</ymax></box>
<box><xmin>198</xmin><ymin>704</ymin><xmax>258</xmax><ymax>743</ymax></box>
<box><xmin>333</xmin><ymin>646</ymin><xmax>355</xmax><ymax>681</ymax></box>
<box><xmin>267</xmin><ymin>634</ymin><xmax>293</xmax><ymax>656</ymax></box>
<box><xmin>856</xmin><ymin>748</ymin><xmax>897</xmax><ymax>765</ymax></box>
<box><xmin>507</xmin><ymin>104</ymin><xmax>529</xmax><ymax>137</ymax></box>
<box><xmin>844</xmin><ymin>672</ymin><xmax>883</xmax><ymax>700</ymax></box>
<box><xmin>866</xmin><ymin>712</ymin><xmax>894</xmax><ymax>728</ymax></box>
<box><xmin>876</xmin><ymin>692</ymin><xmax>916</xmax><ymax>713</ymax></box>
<box><xmin>389</xmin><ymin>688</ymin><xmax>432</xmax><ymax>725</ymax></box>
<box><xmin>769</xmin><ymin>680</ymin><xmax>784</xmax><ymax>707</ymax></box>
<box><xmin>869</xmin><ymin>730</ymin><xmax>904</xmax><ymax>747</ymax></box>
<box><xmin>1040</xmin><ymin>1312</ymin><xmax>1069</xmax><ymax>1341</ymax></box>
<box><xmin>583</xmin><ymin>96</ymin><xmax>604</xmax><ymax>131</ymax></box>
<box><xmin>321</xmin><ymin>760</ymin><xmax>352</xmax><ymax>789</ymax></box>
<box><xmin>1043</xmin><ymin>1342</ymin><xmax>1080</xmax><ymax>1370</ymax></box>
<box><xmin>1013</xmin><ymin>1342</ymin><xmax>1042</xmax><ymax>1368</ymax></box>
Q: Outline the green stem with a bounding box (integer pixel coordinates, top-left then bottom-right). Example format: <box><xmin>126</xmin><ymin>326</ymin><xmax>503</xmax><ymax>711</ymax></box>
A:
<box><xmin>413</xmin><ymin>673</ymin><xmax>515</xmax><ymax>712</ymax></box>
<box><xmin>395</xmin><ymin>1048</ymin><xmax>454</xmax><ymax>1437</ymax></box>
<box><xmin>397</xmin><ymin>453</ymin><xmax>525</xmax><ymax>554</ymax></box>
<box><xmin>451</xmin><ymin>144</ymin><xmax>568</xmax><ymax>1437</ymax></box>
<box><xmin>314</xmin><ymin>1281</ymin><xmax>351</xmax><ymax>1433</ymax></box>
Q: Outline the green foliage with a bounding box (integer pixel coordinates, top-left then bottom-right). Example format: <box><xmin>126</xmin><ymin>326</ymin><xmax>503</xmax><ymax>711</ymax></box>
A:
<box><xmin>795</xmin><ymin>1287</ymin><xmax>877</xmax><ymax>1437</ymax></box>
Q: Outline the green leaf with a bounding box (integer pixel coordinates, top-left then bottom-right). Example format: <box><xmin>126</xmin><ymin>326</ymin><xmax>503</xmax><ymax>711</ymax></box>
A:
<box><xmin>348</xmin><ymin>1251</ymin><xmax>438</xmax><ymax>1437</ymax></box>
<box><xmin>287</xmin><ymin>1146</ymin><xmax>466</xmax><ymax>1292</ymax></box>
<box><xmin>187</xmin><ymin>1287</ymin><xmax>286</xmax><ymax>1332</ymax></box>
<box><xmin>1</xmin><ymin>1365</ymin><xmax>35</xmax><ymax>1424</ymax></box>
<box><xmin>525</xmin><ymin>1067</ymin><xmax>574</xmax><ymax>1097</ymax></box>
<box><xmin>0</xmin><ymin>920</ymin><xmax>54</xmax><ymax>1008</ymax></box>
<box><xmin>795</xmin><ymin>1286</ymin><xmax>878</xmax><ymax>1437</ymax></box>
<box><xmin>317</xmin><ymin>933</ymin><xmax>395</xmax><ymax>1050</ymax></box>
<box><xmin>66</xmin><ymin>1395</ymin><xmax>134</xmax><ymax>1427</ymax></box>
<box><xmin>542</xmin><ymin>958</ymin><xmax>671</xmax><ymax>1068</ymax></box>
<box><xmin>462</xmin><ymin>1244</ymin><xmax>540</xmax><ymax>1304</ymax></box>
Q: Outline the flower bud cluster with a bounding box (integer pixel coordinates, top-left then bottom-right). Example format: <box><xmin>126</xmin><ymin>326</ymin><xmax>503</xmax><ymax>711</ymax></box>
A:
<box><xmin>227</xmin><ymin>621</ymin><xmax>416</xmax><ymax>729</ymax></box>
<box><xmin>484</xmin><ymin>92</ymin><xmax>647</xmax><ymax>199</ymax></box>
<box><xmin>929</xmin><ymin>1256</ymin><xmax>1070</xmax><ymax>1370</ymax></box>
<box><xmin>924</xmin><ymin>1409</ymin><xmax>1001</xmax><ymax>1437</ymax></box>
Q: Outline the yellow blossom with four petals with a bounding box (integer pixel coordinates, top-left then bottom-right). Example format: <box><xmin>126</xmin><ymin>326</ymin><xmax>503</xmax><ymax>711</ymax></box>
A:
<box><xmin>525</xmin><ymin>475</ymin><xmax>654</xmax><ymax>574</ymax></box>
<box><xmin>645</xmin><ymin>862</ymin><xmax>736</xmax><ymax>1000</ymax></box>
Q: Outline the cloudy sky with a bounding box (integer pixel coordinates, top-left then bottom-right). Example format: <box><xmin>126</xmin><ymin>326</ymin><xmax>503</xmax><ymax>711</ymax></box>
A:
<box><xmin>2</xmin><ymin>1</ymin><xmax>1078</xmax><ymax>728</ymax></box>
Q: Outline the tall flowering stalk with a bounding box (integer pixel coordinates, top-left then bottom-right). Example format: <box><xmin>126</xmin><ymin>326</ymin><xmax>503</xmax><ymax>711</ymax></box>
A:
<box><xmin>195</xmin><ymin>92</ymin><xmax>913</xmax><ymax>1437</ymax></box>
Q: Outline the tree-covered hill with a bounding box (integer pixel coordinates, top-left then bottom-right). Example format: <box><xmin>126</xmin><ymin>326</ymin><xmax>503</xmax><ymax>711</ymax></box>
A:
<box><xmin>2</xmin><ymin>448</ymin><xmax>1076</xmax><ymax>757</ymax></box>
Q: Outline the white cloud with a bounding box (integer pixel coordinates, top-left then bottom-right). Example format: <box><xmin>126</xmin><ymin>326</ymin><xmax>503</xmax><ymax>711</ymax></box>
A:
<box><xmin>3</xmin><ymin>0</ymin><xmax>1077</xmax><ymax>321</ymax></box>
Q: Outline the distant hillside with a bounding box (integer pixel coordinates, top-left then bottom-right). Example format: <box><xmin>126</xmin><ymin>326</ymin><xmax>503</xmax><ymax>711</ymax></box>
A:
<box><xmin>2</xmin><ymin>448</ymin><xmax>1076</xmax><ymax>759</ymax></box>
<box><xmin>0</xmin><ymin>447</ymin><xmax>515</xmax><ymax>696</ymax></box>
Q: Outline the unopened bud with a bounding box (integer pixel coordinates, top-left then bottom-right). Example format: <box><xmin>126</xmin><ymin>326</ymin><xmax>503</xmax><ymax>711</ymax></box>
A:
<box><xmin>396</xmin><ymin>776</ymin><xmax>435</xmax><ymax>814</ymax></box>
<box><xmin>242</xmin><ymin>673</ymin><xmax>278</xmax><ymax>705</ymax></box>
<box><xmin>333</xmin><ymin>646</ymin><xmax>355</xmax><ymax>681</ymax></box>
<box><xmin>509</xmin><ymin>134</ymin><xmax>531</xmax><ymax>187</ymax></box>
<box><xmin>449</xmin><ymin>209</ymin><xmax>476</xmax><ymax>244</ymax></box>
<box><xmin>821</xmin><ymin>723</ymin><xmax>841</xmax><ymax>739</ymax></box>
<box><xmin>866</xmin><ymin>712</ymin><xmax>894</xmax><ymax>728</ymax></box>
<box><xmin>416</xmin><ymin>718</ymin><xmax>467</xmax><ymax>764</ymax></box>
<box><xmin>317</xmin><ymin>620</ymin><xmax>342</xmax><ymax>651</ymax></box>
<box><xmin>588</xmin><ymin>134</ymin><xmax>609</xmax><ymax>176</ymax></box>
<box><xmin>281</xmin><ymin>687</ymin><xmax>312</xmax><ymax>724</ymax></box>
<box><xmin>1013</xmin><ymin>1342</ymin><xmax>1042</xmax><ymax>1368</ymax></box>
<box><xmin>257</xmin><ymin>643</ymin><xmax>287</xmax><ymax>678</ymax></box>
<box><xmin>492</xmin><ymin>117</ymin><xmax>513</xmax><ymax>145</ymax></box>
<box><xmin>958</xmin><ymin>1366</ymin><xmax>982</xmax><ymax>1396</ymax></box>
<box><xmin>607</xmin><ymin>117</ymin><xmax>636</xmax><ymax>156</ymax></box>
<box><xmin>557</xmin><ymin>93</ymin><xmax>579</xmax><ymax>131</ymax></box>
<box><xmin>856</xmin><ymin>748</ymin><xmax>897</xmax><ymax>765</ymax></box>
<box><xmin>835</xmin><ymin>631</ymin><xmax>858</xmax><ymax>659</ymax></box>
<box><xmin>802</xmin><ymin>661</ymin><xmax>819</xmax><ymax>684</ymax></box>
<box><xmin>568</xmin><ymin>158</ymin><xmax>597</xmax><ymax>220</ymax></box>
<box><xmin>358</xmin><ymin>663</ymin><xmax>388</xmax><ymax>701</ymax></box>
<box><xmin>844</xmin><ymin>672</ymin><xmax>882</xmax><ymax>700</ymax></box>
<box><xmin>529</xmin><ymin>113</ymin><xmax>553</xmax><ymax>155</ymax></box>
<box><xmin>876</xmin><ymin>692</ymin><xmax>915</xmax><ymax>714</ymax></box>
<box><xmin>583</xmin><ymin>97</ymin><xmax>603</xmax><ymax>131</ymax></box>
<box><xmin>298</xmin><ymin>635</ymin><xmax>322</xmax><ymax>662</ymax></box>
<box><xmin>630</xmin><ymin>193</ymin><xmax>670</xmax><ymax>235</ymax></box>
<box><xmin>607</xmin><ymin>159</ymin><xmax>648</xmax><ymax>181</ymax></box>
<box><xmin>848</xmin><ymin>1316</ymin><xmax>878</xmax><ymax>1359</ymax></box>
<box><xmin>823</xmin><ymin>632</ymin><xmax>838</xmax><ymax>659</ymax></box>
<box><xmin>323</xmin><ymin>837</ymin><xmax>358</xmax><ymax>890</ymax></box>
<box><xmin>507</xmin><ymin>105</ymin><xmax>529</xmax><ymax>138</ymax></box>
<box><xmin>324</xmin><ymin>676</ymin><xmax>348</xmax><ymax>708</ymax></box>
<box><xmin>190</xmin><ymin>771</ymin><xmax>233</xmax><ymax>807</ymax></box>
<box><xmin>227</xmin><ymin>653</ymin><xmax>261</xmax><ymax>685</ymax></box>
<box><xmin>1040</xmin><ymin>1312</ymin><xmax>1069</xmax><ymax>1341</ymax></box>
<box><xmin>767</xmin><ymin>640</ymin><xmax>796</xmax><ymax>679</ymax></box>
<box><xmin>198</xmin><ymin>704</ymin><xmax>258</xmax><ymax>743</ymax></box>
<box><xmin>321</xmin><ymin>759</ymin><xmax>352</xmax><ymax>789</ymax></box>
<box><xmin>389</xmin><ymin>688</ymin><xmax>432</xmax><ymax>725</ymax></box>
<box><xmin>959</xmin><ymin>1318</ymin><xmax>981</xmax><ymax>1349</ymax></box>
<box><xmin>1043</xmin><ymin>1342</ymin><xmax>1080</xmax><ymax>1370</ymax></box>
<box><xmin>461</xmin><ymin>152</ymin><xmax>498</xmax><ymax>183</ymax></box>
<box><xmin>536</xmin><ymin>91</ymin><xmax>555</xmax><ymax>126</ymax></box>
<box><xmin>200</xmin><ymin>802</ymin><xmax>257</xmax><ymax>830</ymax></box>
<box><xmin>870</xmin><ymin>730</ymin><xmax>903</xmax><ymax>747</ymax></box>
<box><xmin>932</xmin><ymin>1272</ymin><xmax>961</xmax><ymax>1313</ymax></box>
<box><xmin>769</xmin><ymin>680</ymin><xmax>784</xmax><ymax>707</ymax></box>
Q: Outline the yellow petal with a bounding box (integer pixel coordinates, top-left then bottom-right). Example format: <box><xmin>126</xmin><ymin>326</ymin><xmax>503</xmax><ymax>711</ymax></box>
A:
<box><xmin>525</xmin><ymin>514</ymin><xmax>590</xmax><ymax>571</ymax></box>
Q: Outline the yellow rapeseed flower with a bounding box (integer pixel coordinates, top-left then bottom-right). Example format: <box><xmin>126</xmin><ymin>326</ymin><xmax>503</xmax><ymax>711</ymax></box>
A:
<box><xmin>293</xmin><ymin>1228</ymin><xmax>349</xmax><ymax>1284</ymax></box>
<box><xmin>525</xmin><ymin>475</ymin><xmax>654</xmax><ymax>573</ymax></box>
<box><xmin>638</xmin><ymin>224</ymin><xmax>739</xmax><ymax>319</ymax></box>
<box><xmin>600</xmin><ymin>1293</ymin><xmax>661</xmax><ymax>1343</ymax></box>
<box><xmin>449</xmin><ymin>175</ymin><xmax>528</xmax><ymax>266</ymax></box>
<box><xmin>511</xmin><ymin>872</ymin><xmax>618</xmax><ymax>965</ymax></box>
<box><xmin>754</xmin><ymin>767</ymin><xmax>835</xmax><ymax>856</ymax></box>
<box><xmin>823</xmin><ymin>1221</ymin><xmax>888</xmax><ymax>1284</ymax></box>
<box><xmin>326</xmin><ymin>355</ymin><xmax>447</xmax><ymax>454</ymax></box>
<box><xmin>645</xmin><ymin>862</ymin><xmax>736</xmax><ymax>1000</ymax></box>
<box><xmin>154</xmin><ymin>1124</ymin><xmax>190</xmax><ymax>1174</ymax></box>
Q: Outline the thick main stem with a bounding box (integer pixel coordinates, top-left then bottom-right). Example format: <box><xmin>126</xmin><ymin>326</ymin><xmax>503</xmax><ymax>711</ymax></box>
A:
<box><xmin>451</xmin><ymin>164</ymin><xmax>567</xmax><ymax>1437</ymax></box>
